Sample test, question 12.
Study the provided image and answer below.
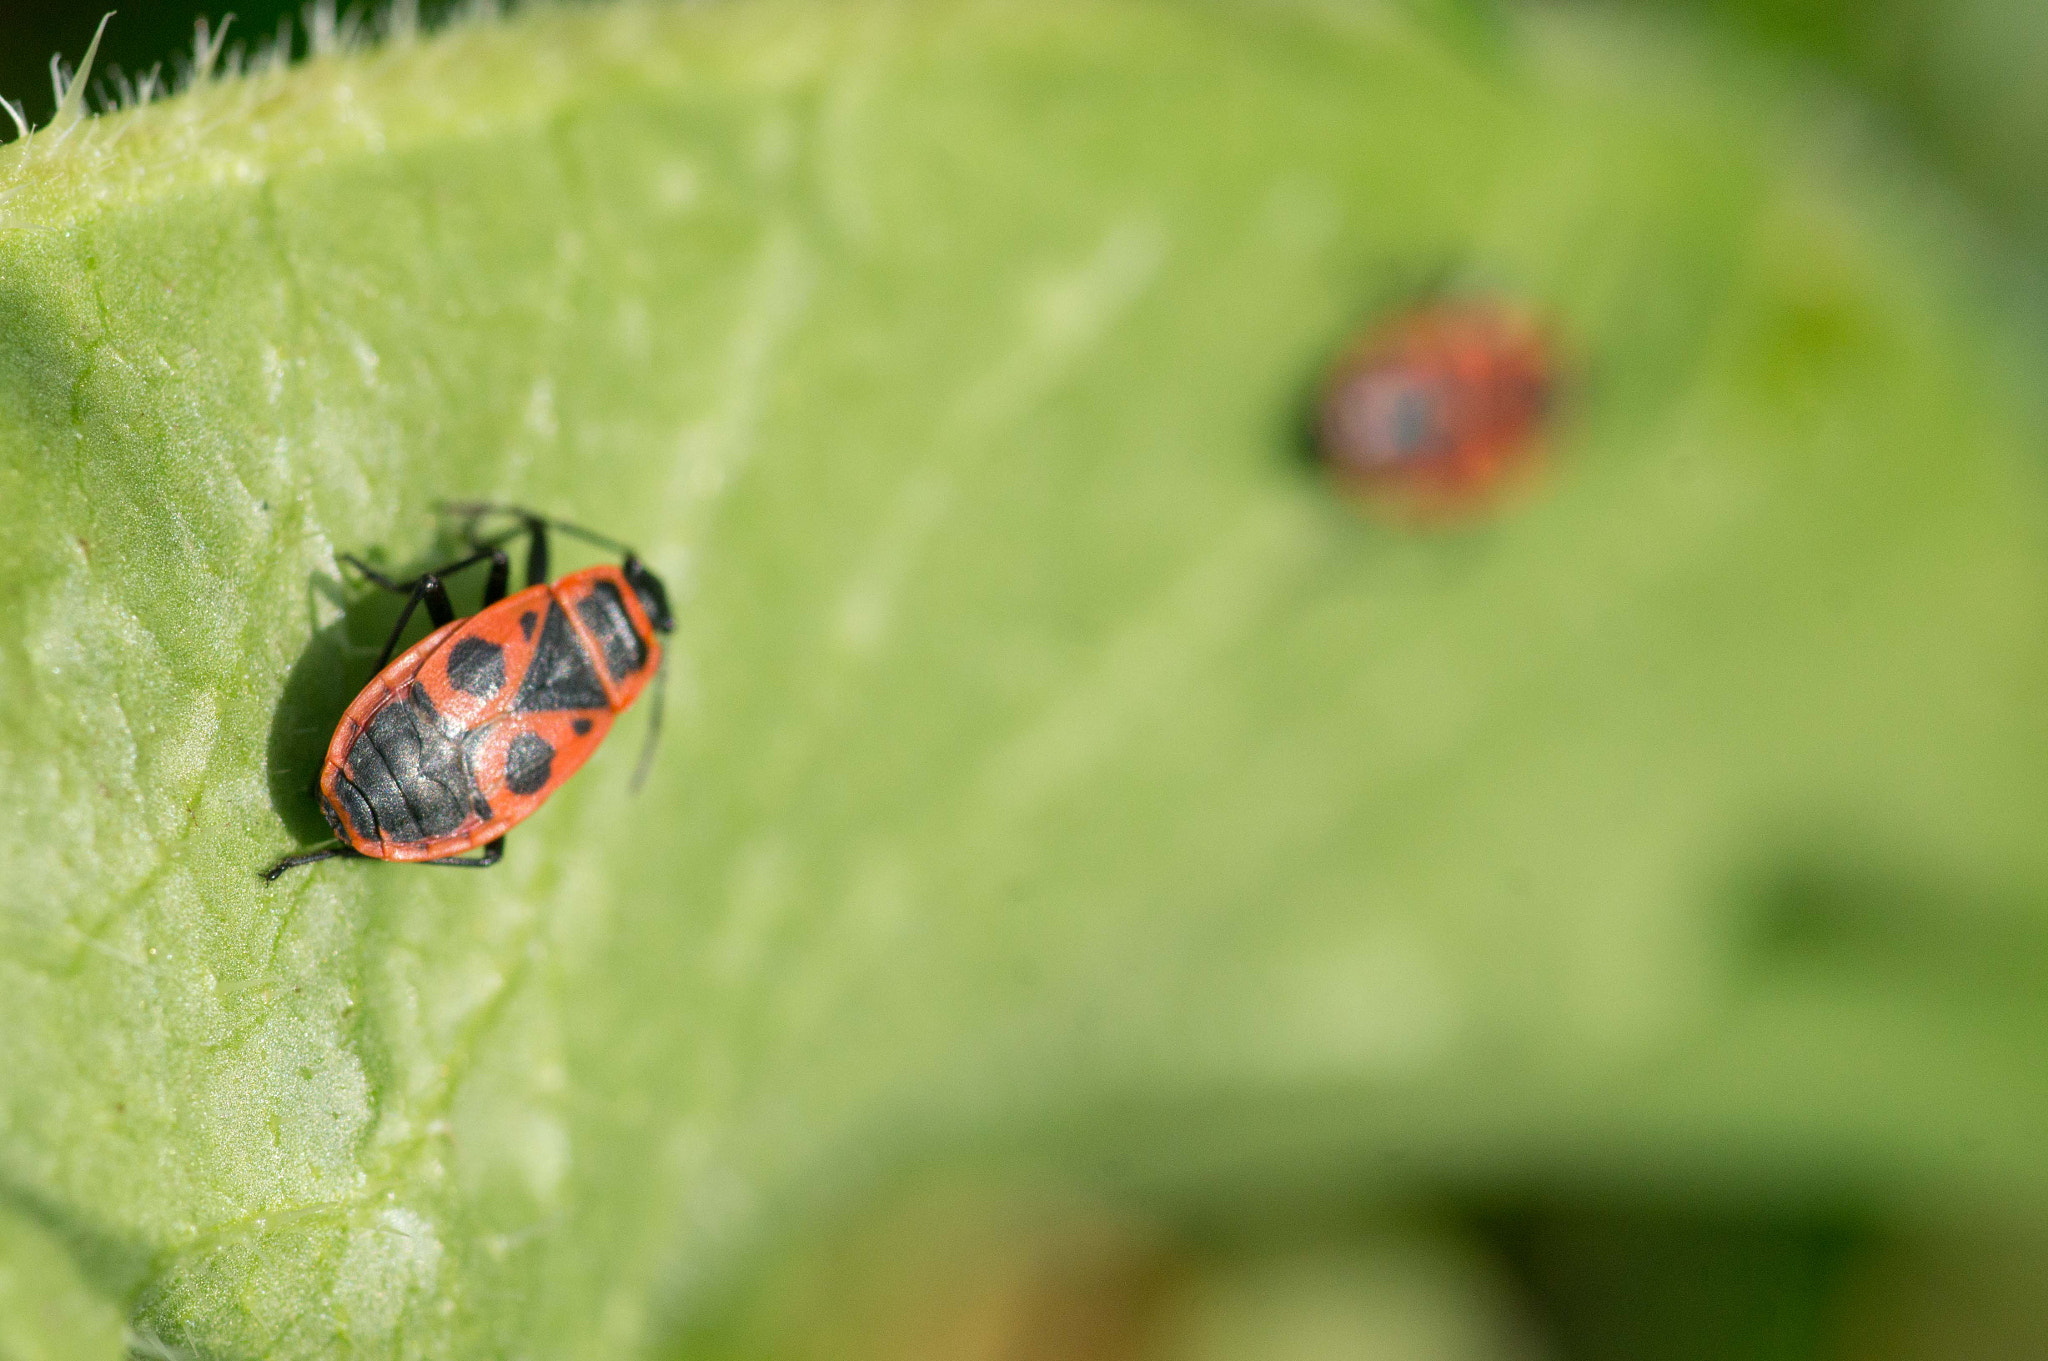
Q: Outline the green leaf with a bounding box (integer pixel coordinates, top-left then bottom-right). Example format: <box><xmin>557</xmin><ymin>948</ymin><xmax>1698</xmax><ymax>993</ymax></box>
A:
<box><xmin>0</xmin><ymin>1203</ymin><xmax>126</xmax><ymax>1361</ymax></box>
<box><xmin>1635</xmin><ymin>0</ymin><xmax>2048</xmax><ymax>256</ymax></box>
<box><xmin>3</xmin><ymin>1</ymin><xmax>2047</xmax><ymax>1355</ymax></box>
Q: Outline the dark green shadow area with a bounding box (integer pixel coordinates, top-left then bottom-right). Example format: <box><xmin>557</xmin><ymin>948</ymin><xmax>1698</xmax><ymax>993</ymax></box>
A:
<box><xmin>1485</xmin><ymin>1202</ymin><xmax>1869</xmax><ymax>1361</ymax></box>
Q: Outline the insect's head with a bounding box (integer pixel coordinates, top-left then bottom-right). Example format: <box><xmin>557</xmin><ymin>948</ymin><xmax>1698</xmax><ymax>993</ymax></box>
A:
<box><xmin>623</xmin><ymin>555</ymin><xmax>674</xmax><ymax>634</ymax></box>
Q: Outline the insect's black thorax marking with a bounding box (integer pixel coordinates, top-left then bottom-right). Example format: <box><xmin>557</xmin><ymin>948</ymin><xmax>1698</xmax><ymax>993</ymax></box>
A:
<box><xmin>576</xmin><ymin>580</ymin><xmax>649</xmax><ymax>681</ymax></box>
<box><xmin>513</xmin><ymin>602</ymin><xmax>609</xmax><ymax>712</ymax></box>
<box><xmin>343</xmin><ymin>684</ymin><xmax>488</xmax><ymax>844</ymax></box>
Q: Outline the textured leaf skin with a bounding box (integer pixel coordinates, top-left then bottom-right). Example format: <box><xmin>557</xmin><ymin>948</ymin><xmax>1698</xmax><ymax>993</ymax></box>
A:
<box><xmin>3</xmin><ymin>2</ymin><xmax>2048</xmax><ymax>1356</ymax></box>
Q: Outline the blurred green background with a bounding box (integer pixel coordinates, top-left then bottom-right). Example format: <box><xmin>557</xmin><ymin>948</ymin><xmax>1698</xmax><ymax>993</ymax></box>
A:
<box><xmin>7</xmin><ymin>2</ymin><xmax>2048</xmax><ymax>1359</ymax></box>
<box><xmin>15</xmin><ymin>0</ymin><xmax>2048</xmax><ymax>266</ymax></box>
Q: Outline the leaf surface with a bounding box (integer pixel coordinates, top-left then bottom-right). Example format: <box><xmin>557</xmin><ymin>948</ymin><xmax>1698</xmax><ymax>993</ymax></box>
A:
<box><xmin>3</xmin><ymin>2</ymin><xmax>2047</xmax><ymax>1355</ymax></box>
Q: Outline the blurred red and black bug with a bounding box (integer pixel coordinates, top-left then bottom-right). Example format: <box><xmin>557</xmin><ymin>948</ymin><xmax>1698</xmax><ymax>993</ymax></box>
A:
<box><xmin>265</xmin><ymin>504</ymin><xmax>674</xmax><ymax>881</ymax></box>
<box><xmin>1315</xmin><ymin>298</ymin><xmax>1554</xmax><ymax>512</ymax></box>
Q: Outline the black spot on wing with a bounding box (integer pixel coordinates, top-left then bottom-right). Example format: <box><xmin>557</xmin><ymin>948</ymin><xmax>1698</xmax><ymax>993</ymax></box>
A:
<box><xmin>572</xmin><ymin>718</ymin><xmax>593</xmax><ymax>736</ymax></box>
<box><xmin>512</xmin><ymin>602</ymin><xmax>609</xmax><ymax>712</ymax></box>
<box><xmin>520</xmin><ymin>610</ymin><xmax>538</xmax><ymax>640</ymax></box>
<box><xmin>504</xmin><ymin>730</ymin><xmax>555</xmax><ymax>795</ymax></box>
<box><xmin>344</xmin><ymin>685</ymin><xmax>475</xmax><ymax>843</ymax></box>
<box><xmin>445</xmin><ymin>637</ymin><xmax>506</xmax><ymax>698</ymax></box>
<box><xmin>576</xmin><ymin>580</ymin><xmax>649</xmax><ymax>681</ymax></box>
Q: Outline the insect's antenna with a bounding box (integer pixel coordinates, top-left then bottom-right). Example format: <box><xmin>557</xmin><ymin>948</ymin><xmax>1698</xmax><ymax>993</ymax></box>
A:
<box><xmin>630</xmin><ymin>653</ymin><xmax>668</xmax><ymax>794</ymax></box>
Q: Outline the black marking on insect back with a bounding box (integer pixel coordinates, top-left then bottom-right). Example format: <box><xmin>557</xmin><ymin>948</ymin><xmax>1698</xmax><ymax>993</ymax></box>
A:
<box><xmin>512</xmin><ymin>602</ymin><xmax>609</xmax><ymax>712</ymax></box>
<box><xmin>406</xmin><ymin>682</ymin><xmax>465</xmax><ymax>737</ymax></box>
<box><xmin>505</xmin><ymin>731</ymin><xmax>555</xmax><ymax>795</ymax></box>
<box><xmin>445</xmin><ymin>637</ymin><xmax>506</xmax><ymax>698</ymax></box>
<box><xmin>520</xmin><ymin>610</ymin><xmax>538</xmax><ymax>641</ymax></box>
<box><xmin>576</xmin><ymin>580</ymin><xmax>648</xmax><ymax>681</ymax></box>
<box><xmin>573</xmin><ymin>718</ymin><xmax>594</xmax><ymax>736</ymax></box>
<box><xmin>337</xmin><ymin>772</ymin><xmax>382</xmax><ymax>841</ymax></box>
<box><xmin>320</xmin><ymin>785</ymin><xmax>358</xmax><ymax>841</ymax></box>
<box><xmin>344</xmin><ymin>686</ymin><xmax>476</xmax><ymax>843</ymax></box>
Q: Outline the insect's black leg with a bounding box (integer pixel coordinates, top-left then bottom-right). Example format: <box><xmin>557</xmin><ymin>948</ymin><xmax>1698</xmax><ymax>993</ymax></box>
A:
<box><xmin>349</xmin><ymin>568</ymin><xmax>454</xmax><ymax>672</ymax></box>
<box><xmin>521</xmin><ymin>516</ymin><xmax>549</xmax><ymax>588</ymax></box>
<box><xmin>436</xmin><ymin>501</ymin><xmax>635</xmax><ymax>568</ymax></box>
<box><xmin>444</xmin><ymin>510</ymin><xmax>522</xmax><ymax>601</ymax></box>
<box><xmin>342</xmin><ymin>545</ymin><xmax>505</xmax><ymax>670</ymax></box>
<box><xmin>479</xmin><ymin>548</ymin><xmax>511</xmax><ymax>608</ymax></box>
<box><xmin>264</xmin><ymin>844</ymin><xmax>362</xmax><ymax>881</ymax></box>
<box><xmin>420</xmin><ymin>836</ymin><xmax>505</xmax><ymax>869</ymax></box>
<box><xmin>344</xmin><ymin>545</ymin><xmax>513</xmax><ymax>599</ymax></box>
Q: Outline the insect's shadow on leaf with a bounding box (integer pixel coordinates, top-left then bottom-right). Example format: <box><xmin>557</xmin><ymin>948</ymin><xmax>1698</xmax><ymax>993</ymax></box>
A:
<box><xmin>264</xmin><ymin>573</ymin><xmax>356</xmax><ymax>844</ymax></box>
<box><xmin>264</xmin><ymin>535</ymin><xmax>494</xmax><ymax>845</ymax></box>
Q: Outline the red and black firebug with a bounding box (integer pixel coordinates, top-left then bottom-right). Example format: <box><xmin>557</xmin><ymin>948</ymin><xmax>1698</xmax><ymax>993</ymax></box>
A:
<box><xmin>266</xmin><ymin>504</ymin><xmax>673</xmax><ymax>880</ymax></box>
<box><xmin>1316</xmin><ymin>299</ymin><xmax>1554</xmax><ymax>514</ymax></box>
